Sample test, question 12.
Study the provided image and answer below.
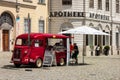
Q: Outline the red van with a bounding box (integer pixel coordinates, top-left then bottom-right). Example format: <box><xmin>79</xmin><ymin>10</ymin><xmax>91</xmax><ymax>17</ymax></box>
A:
<box><xmin>11</xmin><ymin>33</ymin><xmax>68</xmax><ymax>68</ymax></box>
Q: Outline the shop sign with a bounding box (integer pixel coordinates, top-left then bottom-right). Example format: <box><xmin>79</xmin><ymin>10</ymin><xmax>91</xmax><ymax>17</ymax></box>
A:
<box><xmin>89</xmin><ymin>13</ymin><xmax>110</xmax><ymax>21</ymax></box>
<box><xmin>50</xmin><ymin>11</ymin><xmax>85</xmax><ymax>17</ymax></box>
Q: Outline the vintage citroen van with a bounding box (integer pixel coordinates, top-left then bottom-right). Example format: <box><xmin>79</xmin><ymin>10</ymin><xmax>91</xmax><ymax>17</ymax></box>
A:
<box><xmin>11</xmin><ymin>33</ymin><xmax>68</xmax><ymax>68</ymax></box>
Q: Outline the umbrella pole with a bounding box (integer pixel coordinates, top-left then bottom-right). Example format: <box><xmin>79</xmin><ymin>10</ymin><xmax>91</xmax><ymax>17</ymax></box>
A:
<box><xmin>82</xmin><ymin>34</ymin><xmax>86</xmax><ymax>64</ymax></box>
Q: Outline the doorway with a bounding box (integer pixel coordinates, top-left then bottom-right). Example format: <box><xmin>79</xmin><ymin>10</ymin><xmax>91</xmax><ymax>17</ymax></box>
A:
<box><xmin>2</xmin><ymin>30</ymin><xmax>9</xmax><ymax>51</ymax></box>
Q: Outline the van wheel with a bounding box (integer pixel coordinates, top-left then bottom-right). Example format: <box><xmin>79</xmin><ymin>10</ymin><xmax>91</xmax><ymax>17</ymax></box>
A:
<box><xmin>14</xmin><ymin>63</ymin><xmax>21</xmax><ymax>68</ymax></box>
<box><xmin>59</xmin><ymin>58</ymin><xmax>65</xmax><ymax>66</ymax></box>
<box><xmin>35</xmin><ymin>58</ymin><xmax>42</xmax><ymax>68</ymax></box>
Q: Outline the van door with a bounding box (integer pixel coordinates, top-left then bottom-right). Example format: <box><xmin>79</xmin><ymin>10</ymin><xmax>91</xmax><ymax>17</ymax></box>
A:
<box><xmin>30</xmin><ymin>39</ymin><xmax>45</xmax><ymax>60</ymax></box>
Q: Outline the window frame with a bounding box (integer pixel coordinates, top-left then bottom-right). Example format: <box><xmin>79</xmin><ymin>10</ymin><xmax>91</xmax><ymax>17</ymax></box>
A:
<box><xmin>116</xmin><ymin>0</ymin><xmax>119</xmax><ymax>13</ymax></box>
<box><xmin>38</xmin><ymin>0</ymin><xmax>46</xmax><ymax>5</ymax></box>
<box><xmin>106</xmin><ymin>0</ymin><xmax>109</xmax><ymax>11</ymax></box>
<box><xmin>89</xmin><ymin>0</ymin><xmax>94</xmax><ymax>8</ymax></box>
<box><xmin>98</xmin><ymin>0</ymin><xmax>102</xmax><ymax>10</ymax></box>
<box><xmin>38</xmin><ymin>20</ymin><xmax>44</xmax><ymax>33</ymax></box>
<box><xmin>23</xmin><ymin>0</ymin><xmax>32</xmax><ymax>3</ymax></box>
<box><xmin>24</xmin><ymin>18</ymin><xmax>31</xmax><ymax>33</ymax></box>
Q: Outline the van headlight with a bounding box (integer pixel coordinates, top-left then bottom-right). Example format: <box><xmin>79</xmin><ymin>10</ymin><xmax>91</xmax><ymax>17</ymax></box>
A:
<box><xmin>24</xmin><ymin>50</ymin><xmax>28</xmax><ymax>54</ymax></box>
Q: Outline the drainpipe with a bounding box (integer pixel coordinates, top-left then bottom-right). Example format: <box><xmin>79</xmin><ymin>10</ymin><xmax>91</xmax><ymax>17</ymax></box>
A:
<box><xmin>48</xmin><ymin>0</ymin><xmax>51</xmax><ymax>33</ymax></box>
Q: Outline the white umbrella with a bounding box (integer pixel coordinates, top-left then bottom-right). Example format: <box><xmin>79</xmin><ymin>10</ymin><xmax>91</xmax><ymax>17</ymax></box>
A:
<box><xmin>59</xmin><ymin>26</ymin><xmax>109</xmax><ymax>65</ymax></box>
<box><xmin>59</xmin><ymin>26</ymin><xmax>109</xmax><ymax>35</ymax></box>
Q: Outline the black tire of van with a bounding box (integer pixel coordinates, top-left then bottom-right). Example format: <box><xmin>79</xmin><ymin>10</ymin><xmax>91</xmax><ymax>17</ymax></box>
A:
<box><xmin>35</xmin><ymin>58</ymin><xmax>42</xmax><ymax>68</ymax></box>
<box><xmin>59</xmin><ymin>58</ymin><xmax>65</xmax><ymax>66</ymax></box>
<box><xmin>14</xmin><ymin>63</ymin><xmax>21</xmax><ymax>68</ymax></box>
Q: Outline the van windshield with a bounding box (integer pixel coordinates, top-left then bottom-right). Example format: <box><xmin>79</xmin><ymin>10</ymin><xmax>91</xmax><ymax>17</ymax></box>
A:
<box><xmin>16</xmin><ymin>38</ymin><xmax>30</xmax><ymax>46</ymax></box>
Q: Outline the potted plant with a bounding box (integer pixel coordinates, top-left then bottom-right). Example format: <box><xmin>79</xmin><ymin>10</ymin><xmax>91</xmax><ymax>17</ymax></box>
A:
<box><xmin>104</xmin><ymin>46</ymin><xmax>110</xmax><ymax>56</ymax></box>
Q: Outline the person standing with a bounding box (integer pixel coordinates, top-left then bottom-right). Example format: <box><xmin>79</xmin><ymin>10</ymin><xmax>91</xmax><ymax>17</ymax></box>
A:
<box><xmin>72</xmin><ymin>43</ymin><xmax>79</xmax><ymax>64</ymax></box>
<box><xmin>95</xmin><ymin>45</ymin><xmax>100</xmax><ymax>56</ymax></box>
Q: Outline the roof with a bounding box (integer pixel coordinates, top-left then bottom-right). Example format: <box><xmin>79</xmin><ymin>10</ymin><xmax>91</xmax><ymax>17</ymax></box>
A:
<box><xmin>17</xmin><ymin>33</ymin><xmax>68</xmax><ymax>39</ymax></box>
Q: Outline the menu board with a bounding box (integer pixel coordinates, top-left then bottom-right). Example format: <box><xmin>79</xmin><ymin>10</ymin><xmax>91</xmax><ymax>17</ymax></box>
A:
<box><xmin>43</xmin><ymin>50</ymin><xmax>53</xmax><ymax>66</ymax></box>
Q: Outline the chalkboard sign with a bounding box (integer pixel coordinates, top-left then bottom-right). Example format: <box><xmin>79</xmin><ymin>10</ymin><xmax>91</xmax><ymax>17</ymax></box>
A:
<box><xmin>43</xmin><ymin>55</ymin><xmax>53</xmax><ymax>66</ymax></box>
<box><xmin>42</xmin><ymin>50</ymin><xmax>53</xmax><ymax>66</ymax></box>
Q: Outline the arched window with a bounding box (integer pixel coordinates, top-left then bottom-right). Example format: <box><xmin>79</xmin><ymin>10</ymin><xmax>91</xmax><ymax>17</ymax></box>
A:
<box><xmin>89</xmin><ymin>23</ymin><xmax>94</xmax><ymax>27</ymax></box>
<box><xmin>0</xmin><ymin>12</ymin><xmax>13</xmax><ymax>27</ymax></box>
<box><xmin>60</xmin><ymin>22</ymin><xmax>73</xmax><ymax>31</ymax></box>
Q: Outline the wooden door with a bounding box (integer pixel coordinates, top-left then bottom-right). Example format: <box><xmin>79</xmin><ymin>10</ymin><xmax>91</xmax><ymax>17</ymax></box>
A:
<box><xmin>2</xmin><ymin>30</ymin><xmax>9</xmax><ymax>51</ymax></box>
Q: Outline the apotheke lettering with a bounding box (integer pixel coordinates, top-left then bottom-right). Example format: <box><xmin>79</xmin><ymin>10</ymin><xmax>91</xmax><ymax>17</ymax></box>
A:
<box><xmin>50</xmin><ymin>11</ymin><xmax>85</xmax><ymax>17</ymax></box>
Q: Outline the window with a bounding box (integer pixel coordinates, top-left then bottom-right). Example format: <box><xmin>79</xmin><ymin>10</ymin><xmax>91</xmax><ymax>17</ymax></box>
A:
<box><xmin>98</xmin><ymin>0</ymin><xmax>102</xmax><ymax>10</ymax></box>
<box><xmin>38</xmin><ymin>0</ymin><xmax>45</xmax><ymax>4</ymax></box>
<box><xmin>103</xmin><ymin>30</ymin><xmax>105</xmax><ymax>45</ymax></box>
<box><xmin>16</xmin><ymin>39</ymin><xmax>32</xmax><ymax>46</ymax></box>
<box><xmin>105</xmin><ymin>34</ymin><xmax>109</xmax><ymax>45</ymax></box>
<box><xmin>95</xmin><ymin>35</ymin><xmax>98</xmax><ymax>45</ymax></box>
<box><xmin>24</xmin><ymin>18</ymin><xmax>31</xmax><ymax>33</ymax></box>
<box><xmin>86</xmin><ymin>35</ymin><xmax>88</xmax><ymax>45</ymax></box>
<box><xmin>89</xmin><ymin>0</ymin><xmax>94</xmax><ymax>8</ymax></box>
<box><xmin>88</xmin><ymin>35</ymin><xmax>93</xmax><ymax>45</ymax></box>
<box><xmin>62</xmin><ymin>0</ymin><xmax>72</xmax><ymax>5</ymax></box>
<box><xmin>116</xmin><ymin>33</ymin><xmax>119</xmax><ymax>48</ymax></box>
<box><xmin>34</xmin><ymin>40</ymin><xmax>43</xmax><ymax>47</ymax></box>
<box><xmin>39</xmin><ymin>20</ymin><xmax>44</xmax><ymax>33</ymax></box>
<box><xmin>110</xmin><ymin>30</ymin><xmax>112</xmax><ymax>45</ymax></box>
<box><xmin>116</xmin><ymin>0</ymin><xmax>119</xmax><ymax>13</ymax></box>
<box><xmin>23</xmin><ymin>0</ymin><xmax>32</xmax><ymax>3</ymax></box>
<box><xmin>106</xmin><ymin>0</ymin><xmax>109</xmax><ymax>11</ymax></box>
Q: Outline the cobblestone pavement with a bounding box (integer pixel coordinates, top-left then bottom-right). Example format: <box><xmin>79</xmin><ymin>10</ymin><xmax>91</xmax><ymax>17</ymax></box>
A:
<box><xmin>0</xmin><ymin>52</ymin><xmax>120</xmax><ymax>80</ymax></box>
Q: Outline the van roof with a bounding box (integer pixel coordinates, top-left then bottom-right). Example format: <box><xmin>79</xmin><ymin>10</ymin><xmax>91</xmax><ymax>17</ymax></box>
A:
<box><xmin>17</xmin><ymin>33</ymin><xmax>68</xmax><ymax>39</ymax></box>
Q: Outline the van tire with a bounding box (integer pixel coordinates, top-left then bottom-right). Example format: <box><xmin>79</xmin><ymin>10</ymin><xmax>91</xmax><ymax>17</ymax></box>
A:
<box><xmin>59</xmin><ymin>58</ymin><xmax>65</xmax><ymax>66</ymax></box>
<box><xmin>14</xmin><ymin>63</ymin><xmax>21</xmax><ymax>68</ymax></box>
<box><xmin>35</xmin><ymin>58</ymin><xmax>42</xmax><ymax>68</ymax></box>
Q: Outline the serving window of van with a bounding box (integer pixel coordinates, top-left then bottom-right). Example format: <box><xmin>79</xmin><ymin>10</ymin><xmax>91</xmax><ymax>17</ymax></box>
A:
<box><xmin>34</xmin><ymin>39</ymin><xmax>43</xmax><ymax>47</ymax></box>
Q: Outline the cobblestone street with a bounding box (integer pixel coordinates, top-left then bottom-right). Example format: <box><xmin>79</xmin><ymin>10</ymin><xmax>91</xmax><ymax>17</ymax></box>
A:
<box><xmin>0</xmin><ymin>52</ymin><xmax>120</xmax><ymax>80</ymax></box>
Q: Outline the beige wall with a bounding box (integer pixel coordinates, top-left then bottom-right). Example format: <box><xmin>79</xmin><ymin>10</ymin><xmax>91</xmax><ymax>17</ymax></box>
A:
<box><xmin>0</xmin><ymin>0</ymin><xmax>48</xmax><ymax>51</ymax></box>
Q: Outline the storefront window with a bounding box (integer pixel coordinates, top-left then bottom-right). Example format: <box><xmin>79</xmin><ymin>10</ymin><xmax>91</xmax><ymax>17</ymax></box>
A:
<box><xmin>86</xmin><ymin>35</ymin><xmax>88</xmax><ymax>45</ymax></box>
<box><xmin>105</xmin><ymin>32</ymin><xmax>109</xmax><ymax>45</ymax></box>
<box><xmin>103</xmin><ymin>30</ymin><xmax>105</xmax><ymax>45</ymax></box>
<box><xmin>110</xmin><ymin>30</ymin><xmax>112</xmax><ymax>45</ymax></box>
<box><xmin>116</xmin><ymin>33</ymin><xmax>119</xmax><ymax>48</ymax></box>
<box><xmin>88</xmin><ymin>35</ymin><xmax>93</xmax><ymax>45</ymax></box>
<box><xmin>95</xmin><ymin>35</ymin><xmax>98</xmax><ymax>45</ymax></box>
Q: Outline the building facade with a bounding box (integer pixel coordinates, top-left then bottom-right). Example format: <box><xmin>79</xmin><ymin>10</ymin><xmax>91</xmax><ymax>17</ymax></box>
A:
<box><xmin>49</xmin><ymin>0</ymin><xmax>120</xmax><ymax>56</ymax></box>
<box><xmin>0</xmin><ymin>0</ymin><xmax>48</xmax><ymax>51</ymax></box>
